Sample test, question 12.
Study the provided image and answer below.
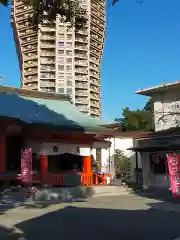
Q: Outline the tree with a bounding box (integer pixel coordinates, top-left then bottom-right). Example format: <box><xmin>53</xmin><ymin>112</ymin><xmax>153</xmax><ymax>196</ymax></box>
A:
<box><xmin>115</xmin><ymin>99</ymin><xmax>154</xmax><ymax>132</ymax></box>
<box><xmin>0</xmin><ymin>0</ymin><xmax>118</xmax><ymax>28</ymax></box>
<box><xmin>112</xmin><ymin>149</ymin><xmax>132</xmax><ymax>180</ymax></box>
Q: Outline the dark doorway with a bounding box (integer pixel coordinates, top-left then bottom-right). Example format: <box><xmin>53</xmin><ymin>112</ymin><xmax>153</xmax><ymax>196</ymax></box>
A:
<box><xmin>48</xmin><ymin>153</ymin><xmax>83</xmax><ymax>172</ymax></box>
<box><xmin>6</xmin><ymin>135</ymin><xmax>23</xmax><ymax>172</ymax></box>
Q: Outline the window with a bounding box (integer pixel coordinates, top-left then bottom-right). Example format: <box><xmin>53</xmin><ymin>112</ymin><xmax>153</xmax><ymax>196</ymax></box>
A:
<box><xmin>58</xmin><ymin>88</ymin><xmax>64</xmax><ymax>93</ymax></box>
<box><xmin>66</xmin><ymin>58</ymin><xmax>72</xmax><ymax>64</ymax></box>
<box><xmin>67</xmin><ymin>88</ymin><xmax>73</xmax><ymax>94</ymax></box>
<box><xmin>67</xmin><ymin>34</ymin><xmax>72</xmax><ymax>41</ymax></box>
<box><xmin>58</xmin><ymin>80</ymin><xmax>64</xmax><ymax>86</ymax></box>
<box><xmin>58</xmin><ymin>58</ymin><xmax>64</xmax><ymax>64</ymax></box>
<box><xmin>58</xmin><ymin>65</ymin><xmax>64</xmax><ymax>71</ymax></box>
<box><xmin>66</xmin><ymin>50</ymin><xmax>72</xmax><ymax>56</ymax></box>
<box><xmin>66</xmin><ymin>65</ymin><xmax>72</xmax><ymax>71</ymax></box>
<box><xmin>67</xmin><ymin>80</ymin><xmax>72</xmax><ymax>86</ymax></box>
<box><xmin>66</xmin><ymin>42</ymin><xmax>72</xmax><ymax>47</ymax></box>
<box><xmin>58</xmin><ymin>42</ymin><xmax>64</xmax><ymax>46</ymax></box>
<box><xmin>58</xmin><ymin>50</ymin><xmax>64</xmax><ymax>55</ymax></box>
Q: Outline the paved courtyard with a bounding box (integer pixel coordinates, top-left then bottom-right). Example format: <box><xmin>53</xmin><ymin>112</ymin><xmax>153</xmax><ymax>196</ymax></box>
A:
<box><xmin>1</xmin><ymin>194</ymin><xmax>180</xmax><ymax>239</ymax></box>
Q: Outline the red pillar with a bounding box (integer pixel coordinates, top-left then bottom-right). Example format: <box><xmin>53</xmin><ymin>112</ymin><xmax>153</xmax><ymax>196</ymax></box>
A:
<box><xmin>82</xmin><ymin>156</ymin><xmax>92</xmax><ymax>185</ymax></box>
<box><xmin>40</xmin><ymin>154</ymin><xmax>48</xmax><ymax>184</ymax></box>
<box><xmin>0</xmin><ymin>130</ymin><xmax>6</xmax><ymax>173</ymax></box>
<box><xmin>83</xmin><ymin>156</ymin><xmax>92</xmax><ymax>173</ymax></box>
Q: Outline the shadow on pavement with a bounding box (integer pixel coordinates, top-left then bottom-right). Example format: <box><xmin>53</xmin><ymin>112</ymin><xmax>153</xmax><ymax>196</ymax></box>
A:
<box><xmin>134</xmin><ymin>188</ymin><xmax>180</xmax><ymax>204</ymax></box>
<box><xmin>0</xmin><ymin>201</ymin><xmax>179</xmax><ymax>240</ymax></box>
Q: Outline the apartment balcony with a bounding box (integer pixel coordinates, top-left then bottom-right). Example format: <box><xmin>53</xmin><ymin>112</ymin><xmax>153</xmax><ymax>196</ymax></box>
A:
<box><xmin>23</xmin><ymin>54</ymin><xmax>37</xmax><ymax>61</ymax></box>
<box><xmin>75</xmin><ymin>53</ymin><xmax>88</xmax><ymax>60</ymax></box>
<box><xmin>90</xmin><ymin>72</ymin><xmax>99</xmax><ymax>79</ymax></box>
<box><xmin>23</xmin><ymin>84</ymin><xmax>38</xmax><ymax>90</ymax></box>
<box><xmin>16</xmin><ymin>7</ymin><xmax>33</xmax><ymax>15</ymax></box>
<box><xmin>40</xmin><ymin>75</ymin><xmax>55</xmax><ymax>80</ymax></box>
<box><xmin>75</xmin><ymin>99</ymin><xmax>89</xmax><ymax>105</ymax></box>
<box><xmin>75</xmin><ymin>37</ymin><xmax>88</xmax><ymax>43</ymax></box>
<box><xmin>75</xmin><ymin>83</ymin><xmax>88</xmax><ymax>89</ymax></box>
<box><xmin>75</xmin><ymin>91</ymin><xmax>88</xmax><ymax>97</ymax></box>
<box><xmin>40</xmin><ymin>66</ymin><xmax>55</xmax><ymax>72</ymax></box>
<box><xmin>41</xmin><ymin>27</ymin><xmax>56</xmax><ymax>32</ymax></box>
<box><xmin>75</xmin><ymin>76</ymin><xmax>88</xmax><ymax>81</ymax></box>
<box><xmin>90</xmin><ymin>101</ymin><xmax>100</xmax><ymax>108</ymax></box>
<box><xmin>22</xmin><ymin>47</ymin><xmax>37</xmax><ymax>53</ymax></box>
<box><xmin>89</xmin><ymin>64</ymin><xmax>99</xmax><ymax>72</ymax></box>
<box><xmin>91</xmin><ymin>87</ymin><xmax>100</xmax><ymax>94</ymax></box>
<box><xmin>40</xmin><ymin>87</ymin><xmax>55</xmax><ymax>93</ymax></box>
<box><xmin>90</xmin><ymin>94</ymin><xmax>99</xmax><ymax>101</ymax></box>
<box><xmin>40</xmin><ymin>60</ymin><xmax>55</xmax><ymax>65</ymax></box>
<box><xmin>40</xmin><ymin>35</ymin><xmax>55</xmax><ymax>41</ymax></box>
<box><xmin>90</xmin><ymin>108</ymin><xmax>99</xmax><ymax>115</ymax></box>
<box><xmin>15</xmin><ymin>1</ymin><xmax>23</xmax><ymax>7</ymax></box>
<box><xmin>24</xmin><ymin>69</ymin><xmax>38</xmax><ymax>76</ymax></box>
<box><xmin>90</xmin><ymin>41</ymin><xmax>101</xmax><ymax>51</ymax></box>
<box><xmin>90</xmin><ymin>56</ymin><xmax>99</xmax><ymax>64</ymax></box>
<box><xmin>17</xmin><ymin>23</ymin><xmax>32</xmax><ymax>31</ymax></box>
<box><xmin>23</xmin><ymin>78</ymin><xmax>38</xmax><ymax>83</ymax></box>
<box><xmin>75</xmin><ymin>44</ymin><xmax>88</xmax><ymax>51</ymax></box>
<box><xmin>79</xmin><ymin>106</ymin><xmax>89</xmax><ymax>113</ymax></box>
<box><xmin>91</xmin><ymin>25</ymin><xmax>104</xmax><ymax>37</ymax></box>
<box><xmin>76</xmin><ymin>30</ymin><xmax>88</xmax><ymax>36</ymax></box>
<box><xmin>40</xmin><ymin>82</ymin><xmax>56</xmax><ymax>88</ymax></box>
<box><xmin>90</xmin><ymin>79</ymin><xmax>99</xmax><ymax>87</ymax></box>
<box><xmin>41</xmin><ymin>44</ymin><xmax>55</xmax><ymax>49</ymax></box>
<box><xmin>90</xmin><ymin>34</ymin><xmax>103</xmax><ymax>45</ymax></box>
<box><xmin>40</xmin><ymin>52</ymin><xmax>55</xmax><ymax>57</ymax></box>
<box><xmin>75</xmin><ymin>60</ymin><xmax>88</xmax><ymax>66</ymax></box>
<box><xmin>21</xmin><ymin>39</ymin><xmax>37</xmax><ymax>47</ymax></box>
<box><xmin>75</xmin><ymin>68</ymin><xmax>88</xmax><ymax>74</ymax></box>
<box><xmin>90</xmin><ymin>48</ymin><xmax>100</xmax><ymax>58</ymax></box>
<box><xmin>24</xmin><ymin>62</ymin><xmax>38</xmax><ymax>68</ymax></box>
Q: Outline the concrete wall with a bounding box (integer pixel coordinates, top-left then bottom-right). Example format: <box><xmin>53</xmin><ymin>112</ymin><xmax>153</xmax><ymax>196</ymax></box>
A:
<box><xmin>153</xmin><ymin>90</ymin><xmax>180</xmax><ymax>131</ymax></box>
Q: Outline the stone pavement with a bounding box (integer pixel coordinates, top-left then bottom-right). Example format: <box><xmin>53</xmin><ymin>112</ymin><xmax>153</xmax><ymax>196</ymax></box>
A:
<box><xmin>1</xmin><ymin>195</ymin><xmax>180</xmax><ymax>239</ymax></box>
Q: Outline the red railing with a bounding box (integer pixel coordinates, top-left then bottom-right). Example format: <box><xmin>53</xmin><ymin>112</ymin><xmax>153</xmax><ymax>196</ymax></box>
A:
<box><xmin>81</xmin><ymin>173</ymin><xmax>93</xmax><ymax>185</ymax></box>
<box><xmin>45</xmin><ymin>173</ymin><xmax>64</xmax><ymax>186</ymax></box>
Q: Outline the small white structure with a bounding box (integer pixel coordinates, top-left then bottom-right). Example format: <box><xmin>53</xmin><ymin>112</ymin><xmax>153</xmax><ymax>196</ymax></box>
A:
<box><xmin>136</xmin><ymin>81</ymin><xmax>180</xmax><ymax>132</ymax></box>
<box><xmin>93</xmin><ymin>133</ymin><xmax>144</xmax><ymax>183</ymax></box>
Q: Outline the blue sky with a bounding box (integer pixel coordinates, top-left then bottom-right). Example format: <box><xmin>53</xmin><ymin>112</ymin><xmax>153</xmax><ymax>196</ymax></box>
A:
<box><xmin>0</xmin><ymin>0</ymin><xmax>180</xmax><ymax>121</ymax></box>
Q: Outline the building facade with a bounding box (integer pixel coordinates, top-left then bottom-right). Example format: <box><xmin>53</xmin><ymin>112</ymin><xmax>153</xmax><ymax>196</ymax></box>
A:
<box><xmin>134</xmin><ymin>81</ymin><xmax>180</xmax><ymax>190</ymax></box>
<box><xmin>136</xmin><ymin>81</ymin><xmax>180</xmax><ymax>131</ymax></box>
<box><xmin>11</xmin><ymin>0</ymin><xmax>105</xmax><ymax>118</ymax></box>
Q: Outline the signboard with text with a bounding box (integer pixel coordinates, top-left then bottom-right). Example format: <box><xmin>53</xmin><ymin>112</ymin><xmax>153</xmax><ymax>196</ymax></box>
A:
<box><xmin>167</xmin><ymin>153</ymin><xmax>180</xmax><ymax>197</ymax></box>
<box><xmin>21</xmin><ymin>148</ymin><xmax>32</xmax><ymax>185</ymax></box>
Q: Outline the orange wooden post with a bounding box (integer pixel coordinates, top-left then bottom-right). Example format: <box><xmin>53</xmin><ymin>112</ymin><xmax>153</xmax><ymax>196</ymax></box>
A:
<box><xmin>82</xmin><ymin>156</ymin><xmax>92</xmax><ymax>185</ymax></box>
<box><xmin>40</xmin><ymin>154</ymin><xmax>48</xmax><ymax>184</ymax></box>
<box><xmin>0</xmin><ymin>130</ymin><xmax>6</xmax><ymax>173</ymax></box>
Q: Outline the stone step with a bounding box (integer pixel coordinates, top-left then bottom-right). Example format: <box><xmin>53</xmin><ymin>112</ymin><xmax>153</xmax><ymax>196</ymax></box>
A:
<box><xmin>0</xmin><ymin>186</ymin><xmax>132</xmax><ymax>206</ymax></box>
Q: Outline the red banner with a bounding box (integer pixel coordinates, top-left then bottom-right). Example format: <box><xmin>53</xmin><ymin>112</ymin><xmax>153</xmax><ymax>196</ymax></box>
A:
<box><xmin>167</xmin><ymin>153</ymin><xmax>180</xmax><ymax>197</ymax></box>
<box><xmin>21</xmin><ymin>148</ymin><xmax>32</xmax><ymax>185</ymax></box>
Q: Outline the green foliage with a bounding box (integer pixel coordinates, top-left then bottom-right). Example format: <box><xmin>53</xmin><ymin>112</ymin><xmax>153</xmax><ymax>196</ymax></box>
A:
<box><xmin>115</xmin><ymin>99</ymin><xmax>154</xmax><ymax>132</ymax></box>
<box><xmin>113</xmin><ymin>149</ymin><xmax>132</xmax><ymax>179</ymax></box>
<box><xmin>0</xmin><ymin>0</ymin><xmax>111</xmax><ymax>28</ymax></box>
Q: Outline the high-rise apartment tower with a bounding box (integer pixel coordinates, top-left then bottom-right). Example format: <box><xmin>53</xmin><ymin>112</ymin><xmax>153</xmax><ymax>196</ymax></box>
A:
<box><xmin>11</xmin><ymin>0</ymin><xmax>105</xmax><ymax>118</ymax></box>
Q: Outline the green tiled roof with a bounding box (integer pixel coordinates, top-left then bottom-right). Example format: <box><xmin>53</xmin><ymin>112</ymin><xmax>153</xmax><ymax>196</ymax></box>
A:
<box><xmin>0</xmin><ymin>91</ymin><xmax>109</xmax><ymax>132</ymax></box>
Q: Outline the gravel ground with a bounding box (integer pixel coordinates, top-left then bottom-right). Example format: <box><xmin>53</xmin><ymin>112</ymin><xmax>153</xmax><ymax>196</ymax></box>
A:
<box><xmin>0</xmin><ymin>194</ymin><xmax>180</xmax><ymax>240</ymax></box>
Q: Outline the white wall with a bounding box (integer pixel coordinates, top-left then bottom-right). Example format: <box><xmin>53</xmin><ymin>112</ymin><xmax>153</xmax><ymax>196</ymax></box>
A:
<box><xmin>25</xmin><ymin>140</ymin><xmax>91</xmax><ymax>156</ymax></box>
<box><xmin>153</xmin><ymin>90</ymin><xmax>180</xmax><ymax>131</ymax></box>
<box><xmin>101</xmin><ymin>137</ymin><xmax>142</xmax><ymax>182</ymax></box>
